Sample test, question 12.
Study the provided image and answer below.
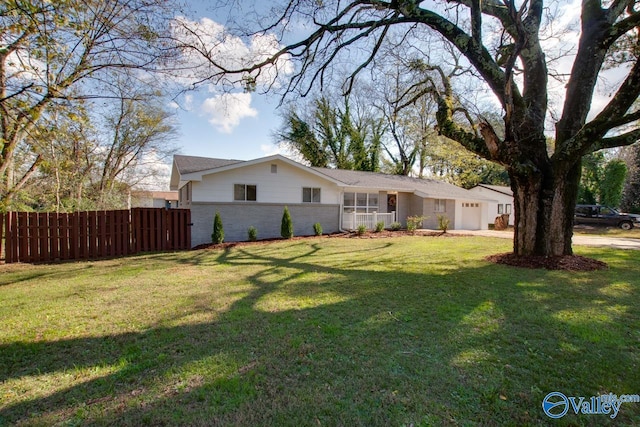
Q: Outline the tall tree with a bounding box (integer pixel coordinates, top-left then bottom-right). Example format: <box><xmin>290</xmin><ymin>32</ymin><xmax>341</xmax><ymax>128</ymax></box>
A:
<box><xmin>187</xmin><ymin>0</ymin><xmax>640</xmax><ymax>257</ymax></box>
<box><xmin>13</xmin><ymin>79</ymin><xmax>178</xmax><ymax>212</ymax></box>
<box><xmin>577</xmin><ymin>153</ymin><xmax>627</xmax><ymax>207</ymax></box>
<box><xmin>95</xmin><ymin>78</ymin><xmax>178</xmax><ymax>208</ymax></box>
<box><xmin>577</xmin><ymin>152</ymin><xmax>606</xmax><ymax>204</ymax></box>
<box><xmin>26</xmin><ymin>106</ymin><xmax>97</xmax><ymax>212</ymax></box>
<box><xmin>278</xmin><ymin>96</ymin><xmax>381</xmax><ymax>171</ymax></box>
<box><xmin>427</xmin><ymin>133</ymin><xmax>510</xmax><ymax>188</ymax></box>
<box><xmin>600</xmin><ymin>159</ymin><xmax>628</xmax><ymax>207</ymax></box>
<box><xmin>621</xmin><ymin>143</ymin><xmax>640</xmax><ymax>213</ymax></box>
<box><xmin>0</xmin><ymin>0</ymin><xmax>178</xmax><ymax>210</ymax></box>
<box><xmin>374</xmin><ymin>62</ymin><xmax>420</xmax><ymax>176</ymax></box>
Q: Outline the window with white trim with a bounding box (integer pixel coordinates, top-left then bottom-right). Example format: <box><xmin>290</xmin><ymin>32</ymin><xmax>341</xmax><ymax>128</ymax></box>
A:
<box><xmin>303</xmin><ymin>187</ymin><xmax>321</xmax><ymax>203</ymax></box>
<box><xmin>434</xmin><ymin>199</ymin><xmax>446</xmax><ymax>213</ymax></box>
<box><xmin>498</xmin><ymin>203</ymin><xmax>511</xmax><ymax>214</ymax></box>
<box><xmin>234</xmin><ymin>184</ymin><xmax>257</xmax><ymax>201</ymax></box>
<box><xmin>343</xmin><ymin>192</ymin><xmax>379</xmax><ymax>213</ymax></box>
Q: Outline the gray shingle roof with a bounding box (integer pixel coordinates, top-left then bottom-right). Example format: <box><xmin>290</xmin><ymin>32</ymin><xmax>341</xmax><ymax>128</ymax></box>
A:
<box><xmin>173</xmin><ymin>155</ymin><xmax>244</xmax><ymax>175</ymax></box>
<box><xmin>313</xmin><ymin>167</ymin><xmax>494</xmax><ymax>200</ymax></box>
<box><xmin>172</xmin><ymin>154</ymin><xmax>494</xmax><ymax>201</ymax></box>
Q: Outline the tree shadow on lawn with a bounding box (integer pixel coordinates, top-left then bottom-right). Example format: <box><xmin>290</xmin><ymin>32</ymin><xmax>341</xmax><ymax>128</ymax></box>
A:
<box><xmin>1</xmin><ymin>243</ymin><xmax>639</xmax><ymax>426</ymax></box>
<box><xmin>0</xmin><ymin>263</ymin><xmax>97</xmax><ymax>287</ymax></box>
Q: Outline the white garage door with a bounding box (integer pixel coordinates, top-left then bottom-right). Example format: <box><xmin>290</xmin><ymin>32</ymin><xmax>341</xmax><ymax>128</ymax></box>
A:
<box><xmin>461</xmin><ymin>202</ymin><xmax>482</xmax><ymax>230</ymax></box>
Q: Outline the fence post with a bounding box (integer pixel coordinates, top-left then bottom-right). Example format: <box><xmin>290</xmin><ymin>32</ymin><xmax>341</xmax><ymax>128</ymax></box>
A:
<box><xmin>5</xmin><ymin>212</ymin><xmax>20</xmax><ymax>262</ymax></box>
<box><xmin>39</xmin><ymin>212</ymin><xmax>49</xmax><ymax>262</ymax></box>
<box><xmin>5</xmin><ymin>213</ymin><xmax>13</xmax><ymax>263</ymax></box>
<box><xmin>0</xmin><ymin>212</ymin><xmax>3</xmax><ymax>262</ymax></box>
<box><xmin>185</xmin><ymin>209</ymin><xmax>191</xmax><ymax>250</ymax></box>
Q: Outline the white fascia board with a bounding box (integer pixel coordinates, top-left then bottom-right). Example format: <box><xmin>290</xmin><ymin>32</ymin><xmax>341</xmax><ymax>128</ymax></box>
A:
<box><xmin>169</xmin><ymin>161</ymin><xmax>182</xmax><ymax>191</ymax></box>
<box><xmin>184</xmin><ymin>154</ymin><xmax>345</xmax><ymax>185</ymax></box>
<box><xmin>413</xmin><ymin>190</ymin><xmax>498</xmax><ymax>203</ymax></box>
<box><xmin>338</xmin><ymin>185</ymin><xmax>410</xmax><ymax>193</ymax></box>
<box><xmin>477</xmin><ymin>184</ymin><xmax>513</xmax><ymax>197</ymax></box>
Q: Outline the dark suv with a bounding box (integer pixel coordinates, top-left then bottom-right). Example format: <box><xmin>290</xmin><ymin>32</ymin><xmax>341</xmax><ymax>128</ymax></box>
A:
<box><xmin>575</xmin><ymin>204</ymin><xmax>640</xmax><ymax>230</ymax></box>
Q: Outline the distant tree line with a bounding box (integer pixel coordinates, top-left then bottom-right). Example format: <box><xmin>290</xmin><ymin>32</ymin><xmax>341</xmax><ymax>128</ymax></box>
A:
<box><xmin>0</xmin><ymin>0</ymin><xmax>180</xmax><ymax>212</ymax></box>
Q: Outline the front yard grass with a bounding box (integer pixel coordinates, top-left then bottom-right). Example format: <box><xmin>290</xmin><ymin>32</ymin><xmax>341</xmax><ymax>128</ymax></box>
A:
<box><xmin>574</xmin><ymin>226</ymin><xmax>640</xmax><ymax>238</ymax></box>
<box><xmin>1</xmin><ymin>236</ymin><xmax>639</xmax><ymax>426</ymax></box>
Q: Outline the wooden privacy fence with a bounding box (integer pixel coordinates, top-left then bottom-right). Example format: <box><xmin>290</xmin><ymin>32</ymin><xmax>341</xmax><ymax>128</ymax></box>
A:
<box><xmin>1</xmin><ymin>208</ymin><xmax>191</xmax><ymax>263</ymax></box>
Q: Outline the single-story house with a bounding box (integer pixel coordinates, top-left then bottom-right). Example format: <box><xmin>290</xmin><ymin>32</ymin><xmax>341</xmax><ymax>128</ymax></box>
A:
<box><xmin>170</xmin><ymin>154</ymin><xmax>497</xmax><ymax>246</ymax></box>
<box><xmin>129</xmin><ymin>190</ymin><xmax>179</xmax><ymax>209</ymax></box>
<box><xmin>468</xmin><ymin>184</ymin><xmax>514</xmax><ymax>226</ymax></box>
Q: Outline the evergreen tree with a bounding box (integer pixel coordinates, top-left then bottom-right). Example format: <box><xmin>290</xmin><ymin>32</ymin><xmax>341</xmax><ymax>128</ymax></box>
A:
<box><xmin>621</xmin><ymin>144</ymin><xmax>640</xmax><ymax>213</ymax></box>
<box><xmin>278</xmin><ymin>96</ymin><xmax>382</xmax><ymax>171</ymax></box>
<box><xmin>601</xmin><ymin>160</ymin><xmax>627</xmax><ymax>207</ymax></box>
<box><xmin>281</xmin><ymin>207</ymin><xmax>294</xmax><ymax>239</ymax></box>
<box><xmin>212</xmin><ymin>212</ymin><xmax>224</xmax><ymax>244</ymax></box>
<box><xmin>577</xmin><ymin>153</ymin><xmax>605</xmax><ymax>204</ymax></box>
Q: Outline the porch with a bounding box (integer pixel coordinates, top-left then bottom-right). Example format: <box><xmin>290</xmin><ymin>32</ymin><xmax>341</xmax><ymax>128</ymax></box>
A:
<box><xmin>342</xmin><ymin>211</ymin><xmax>397</xmax><ymax>230</ymax></box>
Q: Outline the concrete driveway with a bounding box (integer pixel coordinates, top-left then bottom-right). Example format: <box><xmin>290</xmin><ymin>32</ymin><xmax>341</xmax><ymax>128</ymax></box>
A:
<box><xmin>446</xmin><ymin>229</ymin><xmax>640</xmax><ymax>250</ymax></box>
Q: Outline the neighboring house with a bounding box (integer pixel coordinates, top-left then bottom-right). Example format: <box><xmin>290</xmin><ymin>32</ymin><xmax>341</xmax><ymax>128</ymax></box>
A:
<box><xmin>170</xmin><ymin>154</ymin><xmax>497</xmax><ymax>246</ymax></box>
<box><xmin>468</xmin><ymin>184</ymin><xmax>514</xmax><ymax>226</ymax></box>
<box><xmin>129</xmin><ymin>191</ymin><xmax>179</xmax><ymax>209</ymax></box>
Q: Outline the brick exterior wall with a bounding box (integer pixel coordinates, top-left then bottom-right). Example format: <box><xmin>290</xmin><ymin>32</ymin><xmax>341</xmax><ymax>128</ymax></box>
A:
<box><xmin>190</xmin><ymin>202</ymin><xmax>341</xmax><ymax>247</ymax></box>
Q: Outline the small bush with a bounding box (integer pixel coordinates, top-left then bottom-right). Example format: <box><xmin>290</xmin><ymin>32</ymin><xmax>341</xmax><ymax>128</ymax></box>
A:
<box><xmin>212</xmin><ymin>211</ymin><xmax>224</xmax><ymax>244</ymax></box>
<box><xmin>390</xmin><ymin>222</ymin><xmax>402</xmax><ymax>231</ymax></box>
<box><xmin>437</xmin><ymin>215</ymin><xmax>451</xmax><ymax>233</ymax></box>
<box><xmin>407</xmin><ymin>215</ymin><xmax>426</xmax><ymax>234</ymax></box>
<box><xmin>313</xmin><ymin>222</ymin><xmax>323</xmax><ymax>236</ymax></box>
<box><xmin>281</xmin><ymin>206</ymin><xmax>294</xmax><ymax>239</ymax></box>
<box><xmin>248</xmin><ymin>226</ymin><xmax>258</xmax><ymax>241</ymax></box>
<box><xmin>375</xmin><ymin>221</ymin><xmax>385</xmax><ymax>232</ymax></box>
<box><xmin>357</xmin><ymin>224</ymin><xmax>367</xmax><ymax>236</ymax></box>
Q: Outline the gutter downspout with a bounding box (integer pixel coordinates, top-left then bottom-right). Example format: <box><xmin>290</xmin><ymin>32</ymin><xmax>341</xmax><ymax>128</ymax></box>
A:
<box><xmin>338</xmin><ymin>189</ymin><xmax>346</xmax><ymax>233</ymax></box>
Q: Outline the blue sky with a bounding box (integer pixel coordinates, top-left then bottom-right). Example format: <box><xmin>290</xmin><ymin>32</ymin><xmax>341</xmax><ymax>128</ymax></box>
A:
<box><xmin>162</xmin><ymin>0</ymin><xmax>614</xmax><ymax>188</ymax></box>
<box><xmin>173</xmin><ymin>92</ymin><xmax>284</xmax><ymax>160</ymax></box>
<box><xmin>169</xmin><ymin>3</ymin><xmax>292</xmax><ymax>163</ymax></box>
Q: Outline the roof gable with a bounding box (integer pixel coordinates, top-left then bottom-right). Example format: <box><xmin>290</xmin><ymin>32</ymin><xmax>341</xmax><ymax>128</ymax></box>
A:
<box><xmin>173</xmin><ymin>155</ymin><xmax>244</xmax><ymax>175</ymax></box>
<box><xmin>170</xmin><ymin>154</ymin><xmax>344</xmax><ymax>190</ymax></box>
<box><xmin>474</xmin><ymin>184</ymin><xmax>513</xmax><ymax>197</ymax></box>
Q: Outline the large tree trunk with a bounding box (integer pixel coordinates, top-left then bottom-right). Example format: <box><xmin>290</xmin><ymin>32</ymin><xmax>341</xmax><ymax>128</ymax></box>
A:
<box><xmin>511</xmin><ymin>161</ymin><xmax>581</xmax><ymax>256</ymax></box>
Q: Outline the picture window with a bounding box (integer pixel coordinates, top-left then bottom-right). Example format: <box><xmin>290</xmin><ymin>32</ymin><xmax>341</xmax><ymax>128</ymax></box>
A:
<box><xmin>234</xmin><ymin>184</ymin><xmax>257</xmax><ymax>201</ymax></box>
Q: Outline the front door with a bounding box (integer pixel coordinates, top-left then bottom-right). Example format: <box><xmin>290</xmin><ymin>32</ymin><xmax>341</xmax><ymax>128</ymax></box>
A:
<box><xmin>387</xmin><ymin>194</ymin><xmax>397</xmax><ymax>213</ymax></box>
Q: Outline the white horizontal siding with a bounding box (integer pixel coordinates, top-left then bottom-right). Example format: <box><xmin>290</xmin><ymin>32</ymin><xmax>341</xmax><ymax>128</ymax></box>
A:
<box><xmin>191</xmin><ymin>160</ymin><xmax>341</xmax><ymax>204</ymax></box>
<box><xmin>468</xmin><ymin>187</ymin><xmax>513</xmax><ymax>225</ymax></box>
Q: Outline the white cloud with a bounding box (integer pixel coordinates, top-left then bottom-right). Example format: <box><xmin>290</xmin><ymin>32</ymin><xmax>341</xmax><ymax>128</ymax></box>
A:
<box><xmin>133</xmin><ymin>155</ymin><xmax>172</xmax><ymax>191</ymax></box>
<box><xmin>260</xmin><ymin>143</ymin><xmax>284</xmax><ymax>156</ymax></box>
<box><xmin>169</xmin><ymin>16</ymin><xmax>294</xmax><ymax>134</ymax></box>
<box><xmin>201</xmin><ymin>92</ymin><xmax>258</xmax><ymax>133</ymax></box>
<box><xmin>184</xmin><ymin>94</ymin><xmax>194</xmax><ymax>111</ymax></box>
<box><xmin>170</xmin><ymin>16</ymin><xmax>293</xmax><ymax>90</ymax></box>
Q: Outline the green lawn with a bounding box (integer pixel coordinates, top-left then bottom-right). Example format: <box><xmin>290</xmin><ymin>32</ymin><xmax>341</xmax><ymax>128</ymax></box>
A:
<box><xmin>574</xmin><ymin>226</ymin><xmax>640</xmax><ymax>238</ymax></box>
<box><xmin>1</xmin><ymin>236</ymin><xmax>639</xmax><ymax>426</ymax></box>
